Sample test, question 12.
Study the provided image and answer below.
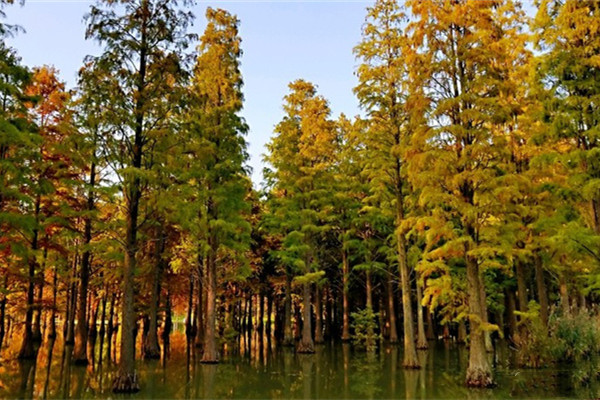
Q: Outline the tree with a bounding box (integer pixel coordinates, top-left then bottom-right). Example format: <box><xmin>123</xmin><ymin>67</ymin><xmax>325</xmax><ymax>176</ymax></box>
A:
<box><xmin>183</xmin><ymin>7</ymin><xmax>250</xmax><ymax>364</ymax></box>
<box><xmin>0</xmin><ymin>6</ymin><xmax>31</xmax><ymax>354</ymax></box>
<box><xmin>18</xmin><ymin>66</ymin><xmax>71</xmax><ymax>359</ymax></box>
<box><xmin>532</xmin><ymin>0</ymin><xmax>600</xmax><ymax>309</ymax></box>
<box><xmin>84</xmin><ymin>0</ymin><xmax>195</xmax><ymax>392</ymax></box>
<box><xmin>265</xmin><ymin>80</ymin><xmax>337</xmax><ymax>354</ymax></box>
<box><xmin>354</xmin><ymin>0</ymin><xmax>420</xmax><ymax>367</ymax></box>
<box><xmin>406</xmin><ymin>0</ymin><xmax>529</xmax><ymax>387</ymax></box>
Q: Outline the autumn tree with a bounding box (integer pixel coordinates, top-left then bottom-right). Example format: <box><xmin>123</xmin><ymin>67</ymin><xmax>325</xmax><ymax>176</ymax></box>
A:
<box><xmin>0</xmin><ymin>4</ymin><xmax>30</xmax><ymax>354</ymax></box>
<box><xmin>406</xmin><ymin>0</ymin><xmax>529</xmax><ymax>387</ymax></box>
<box><xmin>84</xmin><ymin>0</ymin><xmax>195</xmax><ymax>392</ymax></box>
<box><xmin>265</xmin><ymin>80</ymin><xmax>337</xmax><ymax>354</ymax></box>
<box><xmin>183</xmin><ymin>7</ymin><xmax>250</xmax><ymax>363</ymax></box>
<box><xmin>17</xmin><ymin>66</ymin><xmax>71</xmax><ymax>359</ymax></box>
<box><xmin>532</xmin><ymin>0</ymin><xmax>600</xmax><ymax>309</ymax></box>
<box><xmin>354</xmin><ymin>0</ymin><xmax>420</xmax><ymax>367</ymax></box>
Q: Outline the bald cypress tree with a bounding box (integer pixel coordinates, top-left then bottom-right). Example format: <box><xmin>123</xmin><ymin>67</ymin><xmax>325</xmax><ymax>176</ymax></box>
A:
<box><xmin>84</xmin><ymin>0</ymin><xmax>195</xmax><ymax>392</ymax></box>
<box><xmin>406</xmin><ymin>0</ymin><xmax>529</xmax><ymax>387</ymax></box>
<box><xmin>265</xmin><ymin>80</ymin><xmax>337</xmax><ymax>354</ymax></box>
<box><xmin>354</xmin><ymin>0</ymin><xmax>420</xmax><ymax>367</ymax></box>
<box><xmin>184</xmin><ymin>7</ymin><xmax>250</xmax><ymax>364</ymax></box>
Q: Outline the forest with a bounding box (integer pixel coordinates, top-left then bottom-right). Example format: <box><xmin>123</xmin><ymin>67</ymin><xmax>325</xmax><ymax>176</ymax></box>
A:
<box><xmin>1</xmin><ymin>0</ymin><xmax>600</xmax><ymax>397</ymax></box>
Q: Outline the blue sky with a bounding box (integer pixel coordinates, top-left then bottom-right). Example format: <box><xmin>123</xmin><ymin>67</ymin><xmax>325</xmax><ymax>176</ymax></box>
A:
<box><xmin>5</xmin><ymin>0</ymin><xmax>372</xmax><ymax>187</ymax></box>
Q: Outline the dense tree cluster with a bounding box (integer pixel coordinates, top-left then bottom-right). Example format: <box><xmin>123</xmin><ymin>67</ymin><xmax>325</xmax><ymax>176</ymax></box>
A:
<box><xmin>0</xmin><ymin>0</ymin><xmax>599</xmax><ymax>393</ymax></box>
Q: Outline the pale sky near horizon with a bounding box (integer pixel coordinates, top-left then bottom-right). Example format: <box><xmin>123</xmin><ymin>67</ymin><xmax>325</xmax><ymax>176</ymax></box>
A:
<box><xmin>5</xmin><ymin>0</ymin><xmax>371</xmax><ymax>188</ymax></box>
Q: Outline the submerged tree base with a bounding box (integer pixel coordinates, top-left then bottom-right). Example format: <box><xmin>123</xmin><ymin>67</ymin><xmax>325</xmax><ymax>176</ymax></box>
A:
<box><xmin>416</xmin><ymin>341</ymin><xmax>428</xmax><ymax>350</ymax></box>
<box><xmin>465</xmin><ymin>368</ymin><xmax>495</xmax><ymax>388</ymax></box>
<box><xmin>296</xmin><ymin>342</ymin><xmax>315</xmax><ymax>354</ymax></box>
<box><xmin>112</xmin><ymin>372</ymin><xmax>140</xmax><ymax>393</ymax></box>
<box><xmin>402</xmin><ymin>361</ymin><xmax>421</xmax><ymax>369</ymax></box>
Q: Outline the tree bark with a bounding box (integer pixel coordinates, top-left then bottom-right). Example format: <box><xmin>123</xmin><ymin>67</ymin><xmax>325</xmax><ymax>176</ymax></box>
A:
<box><xmin>457</xmin><ymin>319</ymin><xmax>466</xmax><ymax>344</ymax></box>
<box><xmin>107</xmin><ymin>292</ymin><xmax>116</xmax><ymax>363</ymax></box>
<box><xmin>425</xmin><ymin>307</ymin><xmax>435</xmax><ymax>340</ymax></box>
<box><xmin>48</xmin><ymin>266</ymin><xmax>58</xmax><ymax>339</ymax></box>
<box><xmin>505</xmin><ymin>288</ymin><xmax>517</xmax><ymax>341</ymax></box>
<box><xmin>465</xmin><ymin>253</ymin><xmax>493</xmax><ymax>387</ymax></box>
<box><xmin>32</xmin><ymin>248</ymin><xmax>46</xmax><ymax>344</ymax></box>
<box><xmin>515</xmin><ymin>259</ymin><xmax>528</xmax><ymax>317</ymax></box>
<box><xmin>266</xmin><ymin>290</ymin><xmax>273</xmax><ymax>339</ymax></box>
<box><xmin>18</xmin><ymin>195</ymin><xmax>40</xmax><ymax>360</ymax></box>
<box><xmin>387</xmin><ymin>276</ymin><xmax>398</xmax><ymax>344</ymax></box>
<box><xmin>73</xmin><ymin>160</ymin><xmax>95</xmax><ymax>365</ymax></box>
<box><xmin>314</xmin><ymin>285</ymin><xmax>324</xmax><ymax>344</ymax></box>
<box><xmin>186</xmin><ymin>275</ymin><xmax>194</xmax><ymax>340</ymax></box>
<box><xmin>297</xmin><ymin>282</ymin><xmax>314</xmax><ymax>353</ymax></box>
<box><xmin>478</xmin><ymin>273</ymin><xmax>493</xmax><ymax>353</ymax></box>
<box><xmin>65</xmin><ymin>253</ymin><xmax>78</xmax><ymax>345</ymax></box>
<box><xmin>143</xmin><ymin>225</ymin><xmax>165</xmax><ymax>359</ymax></box>
<box><xmin>258</xmin><ymin>291</ymin><xmax>265</xmax><ymax>338</ymax></box>
<box><xmin>283</xmin><ymin>272</ymin><xmax>294</xmax><ymax>346</ymax></box>
<box><xmin>415</xmin><ymin>275</ymin><xmax>428</xmax><ymax>350</ymax></box>
<box><xmin>195</xmin><ymin>262</ymin><xmax>204</xmax><ymax>349</ymax></box>
<box><xmin>201</xmin><ymin>234</ymin><xmax>218</xmax><ymax>363</ymax></box>
<box><xmin>397</xmin><ymin>229</ymin><xmax>419</xmax><ymax>368</ymax></box>
<box><xmin>98</xmin><ymin>291</ymin><xmax>107</xmax><ymax>365</ymax></box>
<box><xmin>0</xmin><ymin>276</ymin><xmax>6</xmax><ymax>351</ymax></box>
<box><xmin>341</xmin><ymin>249</ymin><xmax>350</xmax><ymax>342</ymax></box>
<box><xmin>559</xmin><ymin>275</ymin><xmax>569</xmax><ymax>315</ymax></box>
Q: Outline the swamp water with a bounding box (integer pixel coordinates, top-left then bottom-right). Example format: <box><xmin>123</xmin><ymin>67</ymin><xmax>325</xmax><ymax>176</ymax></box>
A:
<box><xmin>0</xmin><ymin>332</ymin><xmax>599</xmax><ymax>399</ymax></box>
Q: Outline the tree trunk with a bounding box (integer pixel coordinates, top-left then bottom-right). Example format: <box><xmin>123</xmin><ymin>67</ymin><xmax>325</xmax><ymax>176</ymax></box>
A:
<box><xmin>162</xmin><ymin>291</ymin><xmax>173</xmax><ymax>355</ymax></box>
<box><xmin>32</xmin><ymin>250</ymin><xmax>46</xmax><ymax>344</ymax></box>
<box><xmin>107</xmin><ymin>292</ymin><xmax>116</xmax><ymax>363</ymax></box>
<box><xmin>195</xmin><ymin>262</ymin><xmax>204</xmax><ymax>349</ymax></box>
<box><xmin>387</xmin><ymin>276</ymin><xmax>398</xmax><ymax>344</ymax></box>
<box><xmin>314</xmin><ymin>285</ymin><xmax>324</xmax><ymax>344</ymax></box>
<box><xmin>515</xmin><ymin>259</ymin><xmax>528</xmax><ymax>333</ymax></box>
<box><xmin>0</xmin><ymin>279</ymin><xmax>6</xmax><ymax>351</ymax></box>
<box><xmin>266</xmin><ymin>291</ymin><xmax>273</xmax><ymax>339</ymax></box>
<box><xmin>324</xmin><ymin>286</ymin><xmax>332</xmax><ymax>341</ymax></box>
<box><xmin>457</xmin><ymin>319</ymin><xmax>466</xmax><ymax>344</ymax></box>
<box><xmin>65</xmin><ymin>253</ymin><xmax>78</xmax><ymax>345</ymax></box>
<box><xmin>48</xmin><ymin>266</ymin><xmax>58</xmax><ymax>339</ymax></box>
<box><xmin>18</xmin><ymin>195</ymin><xmax>40</xmax><ymax>360</ymax></box>
<box><xmin>201</xmin><ymin>237</ymin><xmax>218</xmax><ymax>364</ymax></box>
<box><xmin>534</xmin><ymin>254</ymin><xmax>548</xmax><ymax>328</ymax></box>
<box><xmin>415</xmin><ymin>276</ymin><xmax>428</xmax><ymax>350</ymax></box>
<box><xmin>505</xmin><ymin>288</ymin><xmax>517</xmax><ymax>341</ymax></box>
<box><xmin>341</xmin><ymin>249</ymin><xmax>350</xmax><ymax>342</ymax></box>
<box><xmin>478</xmin><ymin>273</ymin><xmax>493</xmax><ymax>353</ymax></box>
<box><xmin>143</xmin><ymin>225</ymin><xmax>165</xmax><ymax>359</ymax></box>
<box><xmin>425</xmin><ymin>307</ymin><xmax>435</xmax><ymax>340</ymax></box>
<box><xmin>186</xmin><ymin>275</ymin><xmax>194</xmax><ymax>340</ymax></box>
<box><xmin>88</xmin><ymin>299</ymin><xmax>99</xmax><ymax>364</ymax></box>
<box><xmin>73</xmin><ymin>160</ymin><xmax>95</xmax><ymax>364</ymax></box>
<box><xmin>283</xmin><ymin>272</ymin><xmax>293</xmax><ymax>346</ymax></box>
<box><xmin>397</xmin><ymin>229</ymin><xmax>419</xmax><ymax>368</ymax></box>
<box><xmin>297</xmin><ymin>282</ymin><xmax>314</xmax><ymax>353</ymax></box>
<box><xmin>258</xmin><ymin>291</ymin><xmax>265</xmax><ymax>338</ymax></box>
<box><xmin>559</xmin><ymin>275</ymin><xmax>569</xmax><ymax>315</ymax></box>
<box><xmin>98</xmin><ymin>291</ymin><xmax>107</xmax><ymax>365</ymax></box>
<box><xmin>465</xmin><ymin>253</ymin><xmax>493</xmax><ymax>387</ymax></box>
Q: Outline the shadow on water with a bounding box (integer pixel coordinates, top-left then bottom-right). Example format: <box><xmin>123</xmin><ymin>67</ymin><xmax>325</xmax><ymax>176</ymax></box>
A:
<box><xmin>2</xmin><ymin>333</ymin><xmax>600</xmax><ymax>399</ymax></box>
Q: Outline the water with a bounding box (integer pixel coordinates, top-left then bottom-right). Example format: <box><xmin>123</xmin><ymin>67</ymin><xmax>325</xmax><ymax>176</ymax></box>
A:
<box><xmin>0</xmin><ymin>332</ymin><xmax>598</xmax><ymax>399</ymax></box>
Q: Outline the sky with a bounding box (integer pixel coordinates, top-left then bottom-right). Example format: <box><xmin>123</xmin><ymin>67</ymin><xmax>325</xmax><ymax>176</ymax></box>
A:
<box><xmin>5</xmin><ymin>0</ymin><xmax>372</xmax><ymax>187</ymax></box>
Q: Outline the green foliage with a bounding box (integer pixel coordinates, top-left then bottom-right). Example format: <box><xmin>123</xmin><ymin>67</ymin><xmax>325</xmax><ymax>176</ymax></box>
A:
<box><xmin>516</xmin><ymin>304</ymin><xmax>600</xmax><ymax>367</ymax></box>
<box><xmin>351</xmin><ymin>308</ymin><xmax>380</xmax><ymax>352</ymax></box>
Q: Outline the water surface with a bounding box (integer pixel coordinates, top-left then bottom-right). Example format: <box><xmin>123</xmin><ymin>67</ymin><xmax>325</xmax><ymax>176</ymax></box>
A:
<box><xmin>0</xmin><ymin>332</ymin><xmax>598</xmax><ymax>399</ymax></box>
